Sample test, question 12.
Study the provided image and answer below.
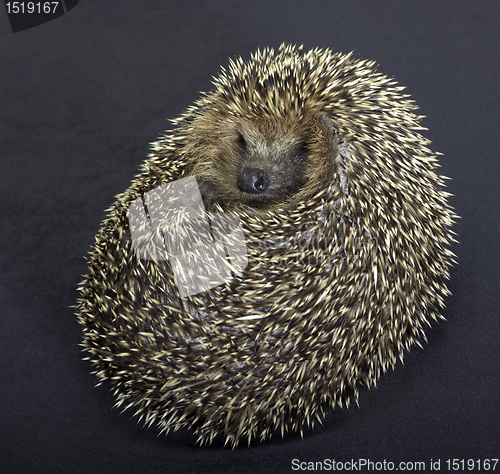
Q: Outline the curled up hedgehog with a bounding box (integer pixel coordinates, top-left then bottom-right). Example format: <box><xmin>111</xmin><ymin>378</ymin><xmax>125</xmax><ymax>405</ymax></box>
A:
<box><xmin>76</xmin><ymin>44</ymin><xmax>457</xmax><ymax>447</ymax></box>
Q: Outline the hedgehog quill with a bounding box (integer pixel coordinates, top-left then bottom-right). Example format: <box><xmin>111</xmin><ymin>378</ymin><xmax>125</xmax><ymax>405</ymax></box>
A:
<box><xmin>76</xmin><ymin>45</ymin><xmax>457</xmax><ymax>447</ymax></box>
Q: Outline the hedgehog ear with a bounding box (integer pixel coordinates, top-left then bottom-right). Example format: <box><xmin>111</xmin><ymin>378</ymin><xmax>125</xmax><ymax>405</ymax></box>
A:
<box><xmin>296</xmin><ymin>140</ymin><xmax>308</xmax><ymax>156</ymax></box>
<box><xmin>319</xmin><ymin>114</ymin><xmax>334</xmax><ymax>131</ymax></box>
<box><xmin>319</xmin><ymin>114</ymin><xmax>339</xmax><ymax>147</ymax></box>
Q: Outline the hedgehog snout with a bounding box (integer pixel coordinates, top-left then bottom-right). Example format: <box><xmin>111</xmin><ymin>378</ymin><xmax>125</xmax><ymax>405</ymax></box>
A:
<box><xmin>237</xmin><ymin>167</ymin><xmax>270</xmax><ymax>194</ymax></box>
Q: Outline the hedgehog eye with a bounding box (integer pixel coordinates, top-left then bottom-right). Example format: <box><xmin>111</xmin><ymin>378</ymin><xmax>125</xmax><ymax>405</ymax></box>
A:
<box><xmin>236</xmin><ymin>132</ymin><xmax>247</xmax><ymax>149</ymax></box>
<box><xmin>296</xmin><ymin>141</ymin><xmax>308</xmax><ymax>156</ymax></box>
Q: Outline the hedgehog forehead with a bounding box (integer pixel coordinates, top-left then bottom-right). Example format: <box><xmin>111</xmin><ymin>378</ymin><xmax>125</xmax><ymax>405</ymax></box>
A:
<box><xmin>253</xmin><ymin>130</ymin><xmax>301</xmax><ymax>157</ymax></box>
<box><xmin>219</xmin><ymin>115</ymin><xmax>307</xmax><ymax>154</ymax></box>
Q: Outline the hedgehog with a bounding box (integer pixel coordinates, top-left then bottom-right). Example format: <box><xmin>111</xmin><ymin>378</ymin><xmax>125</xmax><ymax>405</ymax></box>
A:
<box><xmin>76</xmin><ymin>44</ymin><xmax>457</xmax><ymax>447</ymax></box>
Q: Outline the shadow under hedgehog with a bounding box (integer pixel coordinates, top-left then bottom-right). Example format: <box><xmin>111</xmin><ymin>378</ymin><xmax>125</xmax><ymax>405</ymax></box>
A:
<box><xmin>76</xmin><ymin>44</ymin><xmax>457</xmax><ymax>447</ymax></box>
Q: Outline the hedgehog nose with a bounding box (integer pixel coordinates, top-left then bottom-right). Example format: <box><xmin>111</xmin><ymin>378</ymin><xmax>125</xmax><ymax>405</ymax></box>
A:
<box><xmin>237</xmin><ymin>168</ymin><xmax>270</xmax><ymax>194</ymax></box>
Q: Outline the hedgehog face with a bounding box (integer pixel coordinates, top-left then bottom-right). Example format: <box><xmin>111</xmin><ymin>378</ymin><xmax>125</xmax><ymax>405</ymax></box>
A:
<box><xmin>224</xmin><ymin>118</ymin><xmax>311</xmax><ymax>206</ymax></box>
<box><xmin>188</xmin><ymin>112</ymin><xmax>334</xmax><ymax>209</ymax></box>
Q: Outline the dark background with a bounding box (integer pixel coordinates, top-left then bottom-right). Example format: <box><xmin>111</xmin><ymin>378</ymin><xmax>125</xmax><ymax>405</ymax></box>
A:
<box><xmin>1</xmin><ymin>1</ymin><xmax>499</xmax><ymax>473</ymax></box>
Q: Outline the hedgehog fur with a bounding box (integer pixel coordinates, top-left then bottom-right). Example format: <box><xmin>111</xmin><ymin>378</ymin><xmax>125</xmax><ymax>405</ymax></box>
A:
<box><xmin>76</xmin><ymin>44</ymin><xmax>457</xmax><ymax>447</ymax></box>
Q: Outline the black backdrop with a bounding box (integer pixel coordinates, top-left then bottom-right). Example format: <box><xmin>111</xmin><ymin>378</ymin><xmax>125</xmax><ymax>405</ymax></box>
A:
<box><xmin>1</xmin><ymin>1</ymin><xmax>499</xmax><ymax>473</ymax></box>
